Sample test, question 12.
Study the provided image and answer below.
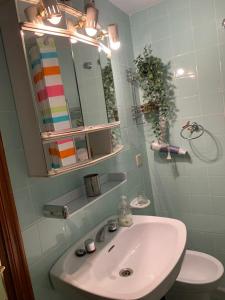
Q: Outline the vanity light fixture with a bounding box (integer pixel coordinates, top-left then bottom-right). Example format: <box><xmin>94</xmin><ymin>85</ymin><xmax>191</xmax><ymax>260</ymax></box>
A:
<box><xmin>21</xmin><ymin>0</ymin><xmax>120</xmax><ymax>52</ymax></box>
<box><xmin>24</xmin><ymin>5</ymin><xmax>44</xmax><ymax>36</ymax></box>
<box><xmin>84</xmin><ymin>0</ymin><xmax>99</xmax><ymax>37</ymax></box>
<box><xmin>108</xmin><ymin>24</ymin><xmax>120</xmax><ymax>50</ymax></box>
<box><xmin>41</xmin><ymin>0</ymin><xmax>62</xmax><ymax>25</ymax></box>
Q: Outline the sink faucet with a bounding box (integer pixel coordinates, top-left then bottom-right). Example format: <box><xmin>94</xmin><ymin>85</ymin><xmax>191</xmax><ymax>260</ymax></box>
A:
<box><xmin>95</xmin><ymin>219</ymin><xmax>118</xmax><ymax>242</ymax></box>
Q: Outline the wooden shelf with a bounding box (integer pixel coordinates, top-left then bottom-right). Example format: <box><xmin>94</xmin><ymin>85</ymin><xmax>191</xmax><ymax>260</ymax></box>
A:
<box><xmin>41</xmin><ymin>122</ymin><xmax>121</xmax><ymax>143</ymax></box>
<box><xmin>43</xmin><ymin>172</ymin><xmax>127</xmax><ymax>219</ymax></box>
<box><xmin>47</xmin><ymin>145</ymin><xmax>124</xmax><ymax>176</ymax></box>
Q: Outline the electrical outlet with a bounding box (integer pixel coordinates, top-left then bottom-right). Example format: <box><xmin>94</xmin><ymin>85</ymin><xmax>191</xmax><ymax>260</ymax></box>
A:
<box><xmin>135</xmin><ymin>153</ymin><xmax>143</xmax><ymax>168</ymax></box>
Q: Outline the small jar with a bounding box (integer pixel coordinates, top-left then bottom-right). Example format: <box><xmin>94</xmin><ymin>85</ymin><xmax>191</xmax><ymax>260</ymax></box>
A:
<box><xmin>84</xmin><ymin>239</ymin><xmax>96</xmax><ymax>253</ymax></box>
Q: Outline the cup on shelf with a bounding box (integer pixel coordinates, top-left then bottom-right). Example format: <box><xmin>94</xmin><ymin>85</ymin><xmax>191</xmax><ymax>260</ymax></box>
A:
<box><xmin>84</xmin><ymin>174</ymin><xmax>101</xmax><ymax>197</ymax></box>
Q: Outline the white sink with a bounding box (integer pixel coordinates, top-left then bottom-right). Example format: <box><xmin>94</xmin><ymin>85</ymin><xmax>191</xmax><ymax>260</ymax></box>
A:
<box><xmin>50</xmin><ymin>215</ymin><xmax>187</xmax><ymax>300</ymax></box>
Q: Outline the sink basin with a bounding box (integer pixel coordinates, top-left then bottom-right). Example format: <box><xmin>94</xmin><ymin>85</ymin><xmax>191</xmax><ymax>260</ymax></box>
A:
<box><xmin>50</xmin><ymin>215</ymin><xmax>186</xmax><ymax>300</ymax></box>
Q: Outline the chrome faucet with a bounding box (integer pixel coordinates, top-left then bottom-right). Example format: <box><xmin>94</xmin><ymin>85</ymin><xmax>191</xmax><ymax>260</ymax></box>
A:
<box><xmin>95</xmin><ymin>219</ymin><xmax>118</xmax><ymax>242</ymax></box>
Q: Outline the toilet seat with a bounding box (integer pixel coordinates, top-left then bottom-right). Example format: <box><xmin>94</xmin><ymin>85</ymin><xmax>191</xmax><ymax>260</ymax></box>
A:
<box><xmin>177</xmin><ymin>250</ymin><xmax>224</xmax><ymax>285</ymax></box>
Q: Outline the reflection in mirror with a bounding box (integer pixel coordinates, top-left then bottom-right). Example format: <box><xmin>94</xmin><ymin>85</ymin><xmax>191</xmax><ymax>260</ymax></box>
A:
<box><xmin>23</xmin><ymin>30</ymin><xmax>119</xmax><ymax>131</ymax></box>
<box><xmin>99</xmin><ymin>53</ymin><xmax>119</xmax><ymax>123</ymax></box>
<box><xmin>44</xmin><ymin>134</ymin><xmax>89</xmax><ymax>171</ymax></box>
<box><xmin>23</xmin><ymin>31</ymin><xmax>84</xmax><ymax>132</ymax></box>
<box><xmin>71</xmin><ymin>42</ymin><xmax>119</xmax><ymax>126</ymax></box>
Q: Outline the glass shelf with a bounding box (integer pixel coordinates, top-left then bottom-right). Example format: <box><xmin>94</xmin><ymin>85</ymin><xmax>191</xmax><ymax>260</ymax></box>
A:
<box><xmin>43</xmin><ymin>172</ymin><xmax>127</xmax><ymax>218</ymax></box>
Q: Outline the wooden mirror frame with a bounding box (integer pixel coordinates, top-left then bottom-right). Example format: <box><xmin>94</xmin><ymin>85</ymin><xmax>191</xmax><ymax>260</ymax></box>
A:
<box><xmin>0</xmin><ymin>132</ymin><xmax>35</xmax><ymax>300</ymax></box>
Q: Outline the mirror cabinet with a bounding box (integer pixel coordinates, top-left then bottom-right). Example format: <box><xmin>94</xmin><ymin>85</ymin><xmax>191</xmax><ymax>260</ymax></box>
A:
<box><xmin>0</xmin><ymin>0</ymin><xmax>123</xmax><ymax>177</ymax></box>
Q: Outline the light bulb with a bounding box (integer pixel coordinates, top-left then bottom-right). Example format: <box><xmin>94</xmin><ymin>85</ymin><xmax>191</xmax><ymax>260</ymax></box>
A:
<box><xmin>48</xmin><ymin>15</ymin><xmax>62</xmax><ymax>25</ymax></box>
<box><xmin>84</xmin><ymin>2</ymin><xmax>98</xmax><ymax>37</ymax></box>
<box><xmin>110</xmin><ymin>41</ymin><xmax>120</xmax><ymax>50</ymax></box>
<box><xmin>85</xmin><ymin>27</ymin><xmax>97</xmax><ymax>37</ymax></box>
<box><xmin>108</xmin><ymin>24</ymin><xmax>120</xmax><ymax>51</ymax></box>
<box><xmin>70</xmin><ymin>38</ymin><xmax>77</xmax><ymax>44</ymax></box>
<box><xmin>176</xmin><ymin>68</ymin><xmax>185</xmax><ymax>77</ymax></box>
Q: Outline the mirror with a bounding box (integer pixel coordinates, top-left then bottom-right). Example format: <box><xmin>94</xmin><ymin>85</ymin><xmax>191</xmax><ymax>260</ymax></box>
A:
<box><xmin>23</xmin><ymin>31</ymin><xmax>84</xmax><ymax>132</ymax></box>
<box><xmin>71</xmin><ymin>42</ymin><xmax>119</xmax><ymax>126</ymax></box>
<box><xmin>23</xmin><ymin>32</ymin><xmax>119</xmax><ymax>132</ymax></box>
<box><xmin>99</xmin><ymin>52</ymin><xmax>119</xmax><ymax>123</ymax></box>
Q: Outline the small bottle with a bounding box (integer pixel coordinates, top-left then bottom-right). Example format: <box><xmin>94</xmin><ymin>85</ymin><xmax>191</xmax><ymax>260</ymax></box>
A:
<box><xmin>118</xmin><ymin>196</ymin><xmax>133</xmax><ymax>227</ymax></box>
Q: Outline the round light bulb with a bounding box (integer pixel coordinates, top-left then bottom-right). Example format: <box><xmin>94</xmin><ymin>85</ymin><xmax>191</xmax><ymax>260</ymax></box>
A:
<box><xmin>176</xmin><ymin>68</ymin><xmax>185</xmax><ymax>78</ymax></box>
<box><xmin>85</xmin><ymin>27</ymin><xmax>97</xmax><ymax>37</ymax></box>
<box><xmin>110</xmin><ymin>41</ymin><xmax>121</xmax><ymax>50</ymax></box>
<box><xmin>48</xmin><ymin>15</ymin><xmax>62</xmax><ymax>25</ymax></box>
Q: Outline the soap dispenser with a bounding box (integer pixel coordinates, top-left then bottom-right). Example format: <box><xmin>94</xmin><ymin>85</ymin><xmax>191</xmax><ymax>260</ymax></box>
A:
<box><xmin>118</xmin><ymin>195</ymin><xmax>133</xmax><ymax>227</ymax></box>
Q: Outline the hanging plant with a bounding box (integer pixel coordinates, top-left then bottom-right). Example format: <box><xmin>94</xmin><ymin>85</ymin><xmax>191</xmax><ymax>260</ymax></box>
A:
<box><xmin>133</xmin><ymin>45</ymin><xmax>176</xmax><ymax>140</ymax></box>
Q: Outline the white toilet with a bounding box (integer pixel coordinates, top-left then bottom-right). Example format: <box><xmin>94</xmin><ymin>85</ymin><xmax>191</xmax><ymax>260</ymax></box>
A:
<box><xmin>166</xmin><ymin>250</ymin><xmax>224</xmax><ymax>300</ymax></box>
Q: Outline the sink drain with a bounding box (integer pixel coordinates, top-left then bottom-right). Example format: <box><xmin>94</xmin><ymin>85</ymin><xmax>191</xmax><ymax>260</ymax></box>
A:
<box><xmin>119</xmin><ymin>268</ymin><xmax>133</xmax><ymax>277</ymax></box>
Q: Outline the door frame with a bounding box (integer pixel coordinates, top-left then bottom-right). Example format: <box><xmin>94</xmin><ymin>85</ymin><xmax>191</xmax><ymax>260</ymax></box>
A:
<box><xmin>0</xmin><ymin>132</ymin><xmax>35</xmax><ymax>300</ymax></box>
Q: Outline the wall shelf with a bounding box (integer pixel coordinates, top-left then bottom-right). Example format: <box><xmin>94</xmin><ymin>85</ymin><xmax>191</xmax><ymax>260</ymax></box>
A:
<box><xmin>43</xmin><ymin>172</ymin><xmax>127</xmax><ymax>219</ymax></box>
<box><xmin>41</xmin><ymin>122</ymin><xmax>121</xmax><ymax>142</ymax></box>
<box><xmin>47</xmin><ymin>145</ymin><xmax>124</xmax><ymax>176</ymax></box>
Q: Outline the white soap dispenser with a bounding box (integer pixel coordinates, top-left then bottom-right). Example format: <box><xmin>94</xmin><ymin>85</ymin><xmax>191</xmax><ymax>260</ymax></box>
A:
<box><xmin>118</xmin><ymin>195</ymin><xmax>133</xmax><ymax>227</ymax></box>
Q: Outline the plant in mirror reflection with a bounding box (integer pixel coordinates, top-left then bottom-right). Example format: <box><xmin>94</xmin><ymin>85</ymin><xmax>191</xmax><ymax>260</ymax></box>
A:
<box><xmin>100</xmin><ymin>58</ymin><xmax>119</xmax><ymax>123</ymax></box>
<box><xmin>134</xmin><ymin>45</ymin><xmax>177</xmax><ymax>141</ymax></box>
<box><xmin>99</xmin><ymin>58</ymin><xmax>121</xmax><ymax>149</ymax></box>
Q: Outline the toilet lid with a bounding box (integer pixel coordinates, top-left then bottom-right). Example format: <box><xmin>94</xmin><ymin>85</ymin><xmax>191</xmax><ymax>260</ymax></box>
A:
<box><xmin>177</xmin><ymin>250</ymin><xmax>224</xmax><ymax>284</ymax></box>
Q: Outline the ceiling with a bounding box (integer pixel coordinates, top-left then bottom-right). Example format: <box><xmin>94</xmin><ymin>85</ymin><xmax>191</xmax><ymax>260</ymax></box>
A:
<box><xmin>109</xmin><ymin>0</ymin><xmax>161</xmax><ymax>15</ymax></box>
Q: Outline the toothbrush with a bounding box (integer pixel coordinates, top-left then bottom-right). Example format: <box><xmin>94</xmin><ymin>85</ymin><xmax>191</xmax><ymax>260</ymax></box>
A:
<box><xmin>166</xmin><ymin>147</ymin><xmax>172</xmax><ymax>160</ymax></box>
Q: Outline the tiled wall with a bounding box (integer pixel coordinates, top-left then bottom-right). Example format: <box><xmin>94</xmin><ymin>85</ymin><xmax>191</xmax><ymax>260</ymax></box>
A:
<box><xmin>0</xmin><ymin>1</ymin><xmax>154</xmax><ymax>299</ymax></box>
<box><xmin>130</xmin><ymin>0</ymin><xmax>225</xmax><ymax>289</ymax></box>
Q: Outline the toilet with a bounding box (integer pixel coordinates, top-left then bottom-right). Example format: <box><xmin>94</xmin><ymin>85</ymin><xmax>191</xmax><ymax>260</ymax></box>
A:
<box><xmin>166</xmin><ymin>250</ymin><xmax>224</xmax><ymax>300</ymax></box>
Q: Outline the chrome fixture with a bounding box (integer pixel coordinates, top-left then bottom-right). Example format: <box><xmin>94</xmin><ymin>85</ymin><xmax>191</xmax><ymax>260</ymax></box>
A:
<box><xmin>119</xmin><ymin>268</ymin><xmax>134</xmax><ymax>277</ymax></box>
<box><xmin>108</xmin><ymin>24</ymin><xmax>120</xmax><ymax>50</ymax></box>
<box><xmin>24</xmin><ymin>5</ymin><xmax>44</xmax><ymax>36</ymax></box>
<box><xmin>127</xmin><ymin>68</ymin><xmax>144</xmax><ymax>125</ymax></box>
<box><xmin>180</xmin><ymin>121</ymin><xmax>205</xmax><ymax>140</ymax></box>
<box><xmin>75</xmin><ymin>248</ymin><xmax>86</xmax><ymax>257</ymax></box>
<box><xmin>24</xmin><ymin>5</ymin><xmax>43</xmax><ymax>24</ymax></box>
<box><xmin>222</xmin><ymin>19</ymin><xmax>225</xmax><ymax>27</ymax></box>
<box><xmin>84</xmin><ymin>0</ymin><xmax>98</xmax><ymax>37</ymax></box>
<box><xmin>95</xmin><ymin>219</ymin><xmax>118</xmax><ymax>242</ymax></box>
<box><xmin>41</xmin><ymin>0</ymin><xmax>62</xmax><ymax>25</ymax></box>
